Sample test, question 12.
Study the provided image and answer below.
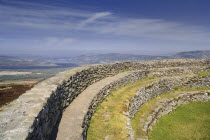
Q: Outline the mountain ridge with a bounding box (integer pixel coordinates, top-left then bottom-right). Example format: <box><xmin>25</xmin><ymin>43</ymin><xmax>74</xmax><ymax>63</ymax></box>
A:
<box><xmin>0</xmin><ymin>50</ymin><xmax>209</xmax><ymax>68</ymax></box>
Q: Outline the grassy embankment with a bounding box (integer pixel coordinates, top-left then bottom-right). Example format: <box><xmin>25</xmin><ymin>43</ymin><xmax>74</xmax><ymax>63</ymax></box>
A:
<box><xmin>87</xmin><ymin>76</ymin><xmax>157</xmax><ymax>140</ymax></box>
<box><xmin>87</xmin><ymin>72</ymin><xmax>200</xmax><ymax>139</ymax></box>
<box><xmin>131</xmin><ymin>71</ymin><xmax>210</xmax><ymax>139</ymax></box>
<box><xmin>149</xmin><ymin>101</ymin><xmax>210</xmax><ymax>140</ymax></box>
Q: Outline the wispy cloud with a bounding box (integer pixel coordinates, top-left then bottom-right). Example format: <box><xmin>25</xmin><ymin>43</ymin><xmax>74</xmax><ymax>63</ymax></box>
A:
<box><xmin>78</xmin><ymin>12</ymin><xmax>111</xmax><ymax>28</ymax></box>
<box><xmin>83</xmin><ymin>18</ymin><xmax>210</xmax><ymax>42</ymax></box>
<box><xmin>0</xmin><ymin>1</ymin><xmax>91</xmax><ymax>29</ymax></box>
<box><xmin>0</xmin><ymin>0</ymin><xmax>210</xmax><ymax>46</ymax></box>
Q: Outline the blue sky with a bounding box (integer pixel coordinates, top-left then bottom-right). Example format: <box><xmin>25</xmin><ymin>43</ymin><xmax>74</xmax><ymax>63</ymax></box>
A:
<box><xmin>0</xmin><ymin>0</ymin><xmax>210</xmax><ymax>57</ymax></box>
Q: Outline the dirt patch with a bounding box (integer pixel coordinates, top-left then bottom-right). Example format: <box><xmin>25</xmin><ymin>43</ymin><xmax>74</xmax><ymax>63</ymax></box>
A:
<box><xmin>0</xmin><ymin>84</ymin><xmax>36</xmax><ymax>107</ymax></box>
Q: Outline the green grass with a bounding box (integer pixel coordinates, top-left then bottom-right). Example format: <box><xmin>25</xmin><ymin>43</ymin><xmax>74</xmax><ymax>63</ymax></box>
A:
<box><xmin>197</xmin><ymin>71</ymin><xmax>210</xmax><ymax>76</ymax></box>
<box><xmin>149</xmin><ymin>101</ymin><xmax>210</xmax><ymax>140</ymax></box>
<box><xmin>131</xmin><ymin>85</ymin><xmax>210</xmax><ymax>138</ymax></box>
<box><xmin>87</xmin><ymin>76</ymin><xmax>156</xmax><ymax>140</ymax></box>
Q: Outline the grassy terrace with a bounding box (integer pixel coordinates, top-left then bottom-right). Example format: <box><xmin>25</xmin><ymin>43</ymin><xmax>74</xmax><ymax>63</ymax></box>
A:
<box><xmin>87</xmin><ymin>71</ymin><xmax>209</xmax><ymax>140</ymax></box>
<box><xmin>149</xmin><ymin>101</ymin><xmax>210</xmax><ymax>140</ymax></box>
<box><xmin>131</xmin><ymin>71</ymin><xmax>210</xmax><ymax>139</ymax></box>
<box><xmin>197</xmin><ymin>70</ymin><xmax>210</xmax><ymax>76</ymax></box>
<box><xmin>131</xmin><ymin>86</ymin><xmax>210</xmax><ymax>138</ymax></box>
<box><xmin>87</xmin><ymin>76</ymin><xmax>157</xmax><ymax>140</ymax></box>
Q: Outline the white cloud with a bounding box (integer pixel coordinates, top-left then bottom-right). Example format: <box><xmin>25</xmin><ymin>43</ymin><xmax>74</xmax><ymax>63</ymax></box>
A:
<box><xmin>83</xmin><ymin>18</ymin><xmax>210</xmax><ymax>42</ymax></box>
<box><xmin>0</xmin><ymin>2</ymin><xmax>111</xmax><ymax>30</ymax></box>
<box><xmin>78</xmin><ymin>12</ymin><xmax>112</xmax><ymax>28</ymax></box>
<box><xmin>0</xmin><ymin>1</ymin><xmax>91</xmax><ymax>29</ymax></box>
<box><xmin>0</xmin><ymin>0</ymin><xmax>210</xmax><ymax>44</ymax></box>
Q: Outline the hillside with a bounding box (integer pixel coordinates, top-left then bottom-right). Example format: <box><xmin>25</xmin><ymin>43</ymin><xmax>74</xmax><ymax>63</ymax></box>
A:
<box><xmin>66</xmin><ymin>53</ymin><xmax>169</xmax><ymax>65</ymax></box>
<box><xmin>173</xmin><ymin>50</ymin><xmax>210</xmax><ymax>59</ymax></box>
<box><xmin>66</xmin><ymin>50</ymin><xmax>210</xmax><ymax>65</ymax></box>
<box><xmin>1</xmin><ymin>50</ymin><xmax>209</xmax><ymax>67</ymax></box>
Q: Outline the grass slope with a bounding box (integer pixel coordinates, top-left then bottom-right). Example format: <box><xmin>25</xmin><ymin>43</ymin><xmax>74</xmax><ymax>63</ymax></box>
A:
<box><xmin>87</xmin><ymin>76</ymin><xmax>156</xmax><ymax>140</ymax></box>
<box><xmin>149</xmin><ymin>101</ymin><xmax>210</xmax><ymax>140</ymax></box>
<box><xmin>197</xmin><ymin>70</ymin><xmax>210</xmax><ymax>77</ymax></box>
<box><xmin>131</xmin><ymin>71</ymin><xmax>210</xmax><ymax>139</ymax></box>
<box><xmin>131</xmin><ymin>86</ymin><xmax>210</xmax><ymax>138</ymax></box>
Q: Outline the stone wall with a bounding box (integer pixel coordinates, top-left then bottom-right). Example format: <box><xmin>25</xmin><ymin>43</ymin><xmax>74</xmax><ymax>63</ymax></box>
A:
<box><xmin>128</xmin><ymin>75</ymin><xmax>210</xmax><ymax>140</ymax></box>
<box><xmin>26</xmin><ymin>63</ymin><xmax>134</xmax><ymax>140</ymax></box>
<box><xmin>128</xmin><ymin>77</ymin><xmax>190</xmax><ymax>118</ymax></box>
<box><xmin>81</xmin><ymin>66</ymin><xmax>199</xmax><ymax>139</ymax></box>
<box><xmin>185</xmin><ymin>76</ymin><xmax>210</xmax><ymax>88</ymax></box>
<box><xmin>0</xmin><ymin>66</ymin><xmax>90</xmax><ymax>140</ymax></box>
<box><xmin>0</xmin><ymin>59</ymin><xmax>209</xmax><ymax>140</ymax></box>
<box><xmin>148</xmin><ymin>66</ymin><xmax>205</xmax><ymax>77</ymax></box>
<box><xmin>143</xmin><ymin>91</ymin><xmax>210</xmax><ymax>136</ymax></box>
<box><xmin>82</xmin><ymin>70</ymin><xmax>149</xmax><ymax>139</ymax></box>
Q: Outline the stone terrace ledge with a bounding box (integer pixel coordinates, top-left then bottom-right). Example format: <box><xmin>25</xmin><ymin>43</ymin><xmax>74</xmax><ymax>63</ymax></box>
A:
<box><xmin>0</xmin><ymin>66</ymin><xmax>90</xmax><ymax>140</ymax></box>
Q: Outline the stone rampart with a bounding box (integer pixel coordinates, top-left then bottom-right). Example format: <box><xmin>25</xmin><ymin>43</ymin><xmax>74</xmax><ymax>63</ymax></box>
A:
<box><xmin>82</xmin><ymin>71</ymin><xmax>149</xmax><ymax>139</ymax></box>
<box><xmin>128</xmin><ymin>75</ymin><xmax>210</xmax><ymax>140</ymax></box>
<box><xmin>128</xmin><ymin>77</ymin><xmax>189</xmax><ymax>118</ymax></box>
<box><xmin>0</xmin><ymin>59</ymin><xmax>209</xmax><ymax>140</ymax></box>
<box><xmin>185</xmin><ymin>76</ymin><xmax>210</xmax><ymax>88</ymax></box>
<box><xmin>143</xmin><ymin>91</ymin><xmax>210</xmax><ymax>136</ymax></box>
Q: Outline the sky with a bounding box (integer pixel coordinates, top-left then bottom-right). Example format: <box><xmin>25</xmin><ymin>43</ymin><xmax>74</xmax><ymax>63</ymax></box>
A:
<box><xmin>0</xmin><ymin>0</ymin><xmax>210</xmax><ymax>57</ymax></box>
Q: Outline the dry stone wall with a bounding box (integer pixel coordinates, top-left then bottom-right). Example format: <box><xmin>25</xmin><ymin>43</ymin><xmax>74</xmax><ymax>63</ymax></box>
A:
<box><xmin>82</xmin><ymin>66</ymin><xmax>198</xmax><ymax>139</ymax></box>
<box><xmin>128</xmin><ymin>75</ymin><xmax>210</xmax><ymax>140</ymax></box>
<box><xmin>143</xmin><ymin>91</ymin><xmax>210</xmax><ymax>136</ymax></box>
<box><xmin>0</xmin><ymin>59</ymin><xmax>209</xmax><ymax>140</ymax></box>
<box><xmin>82</xmin><ymin>70</ymin><xmax>149</xmax><ymax>139</ymax></box>
<box><xmin>26</xmin><ymin>63</ymin><xmax>135</xmax><ymax>140</ymax></box>
<box><xmin>185</xmin><ymin>76</ymin><xmax>210</xmax><ymax>88</ymax></box>
<box><xmin>128</xmin><ymin>77</ymin><xmax>190</xmax><ymax>118</ymax></box>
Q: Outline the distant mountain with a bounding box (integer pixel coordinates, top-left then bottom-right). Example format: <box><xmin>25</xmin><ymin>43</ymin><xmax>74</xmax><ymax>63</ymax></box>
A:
<box><xmin>67</xmin><ymin>50</ymin><xmax>209</xmax><ymax>65</ymax></box>
<box><xmin>0</xmin><ymin>50</ymin><xmax>209</xmax><ymax>68</ymax></box>
<box><xmin>173</xmin><ymin>50</ymin><xmax>210</xmax><ymax>59</ymax></box>
<box><xmin>66</xmin><ymin>53</ymin><xmax>170</xmax><ymax>65</ymax></box>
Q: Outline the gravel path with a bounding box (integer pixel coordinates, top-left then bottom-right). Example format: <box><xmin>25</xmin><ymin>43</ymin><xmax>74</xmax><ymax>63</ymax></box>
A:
<box><xmin>56</xmin><ymin>71</ymin><xmax>132</xmax><ymax>140</ymax></box>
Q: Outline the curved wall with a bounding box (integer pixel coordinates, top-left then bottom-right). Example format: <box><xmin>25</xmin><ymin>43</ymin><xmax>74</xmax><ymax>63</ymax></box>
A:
<box><xmin>0</xmin><ymin>59</ymin><xmax>209</xmax><ymax>140</ymax></box>
<box><xmin>128</xmin><ymin>77</ymin><xmax>190</xmax><ymax>118</ymax></box>
<box><xmin>128</xmin><ymin>75</ymin><xmax>210</xmax><ymax>140</ymax></box>
<box><xmin>144</xmin><ymin>91</ymin><xmax>210</xmax><ymax>135</ymax></box>
<box><xmin>82</xmin><ymin>70</ymin><xmax>149</xmax><ymax>139</ymax></box>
